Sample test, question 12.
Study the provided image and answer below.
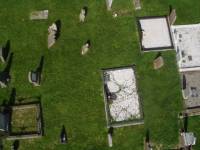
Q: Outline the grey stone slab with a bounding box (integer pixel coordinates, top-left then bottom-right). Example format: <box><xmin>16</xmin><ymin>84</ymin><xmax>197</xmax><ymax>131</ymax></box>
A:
<box><xmin>30</xmin><ymin>10</ymin><xmax>48</xmax><ymax>20</ymax></box>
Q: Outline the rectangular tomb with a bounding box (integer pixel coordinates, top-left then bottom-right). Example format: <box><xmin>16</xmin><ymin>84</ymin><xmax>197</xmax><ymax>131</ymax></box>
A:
<box><xmin>137</xmin><ymin>16</ymin><xmax>173</xmax><ymax>52</ymax></box>
<box><xmin>102</xmin><ymin>65</ymin><xmax>143</xmax><ymax>128</ymax></box>
<box><xmin>7</xmin><ymin>102</ymin><xmax>43</xmax><ymax>140</ymax></box>
<box><xmin>171</xmin><ymin>24</ymin><xmax>200</xmax><ymax>72</ymax></box>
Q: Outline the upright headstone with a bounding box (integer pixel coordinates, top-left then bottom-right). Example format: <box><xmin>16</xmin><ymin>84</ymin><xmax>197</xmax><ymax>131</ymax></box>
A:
<box><xmin>48</xmin><ymin>23</ymin><xmax>57</xmax><ymax>48</ymax></box>
<box><xmin>168</xmin><ymin>9</ymin><xmax>177</xmax><ymax>25</ymax></box>
<box><xmin>133</xmin><ymin>0</ymin><xmax>141</xmax><ymax>10</ymax></box>
<box><xmin>0</xmin><ymin>47</ymin><xmax>5</xmax><ymax>63</ymax></box>
<box><xmin>106</xmin><ymin>0</ymin><xmax>113</xmax><ymax>10</ymax></box>
<box><xmin>108</xmin><ymin>133</ymin><xmax>113</xmax><ymax>147</ymax></box>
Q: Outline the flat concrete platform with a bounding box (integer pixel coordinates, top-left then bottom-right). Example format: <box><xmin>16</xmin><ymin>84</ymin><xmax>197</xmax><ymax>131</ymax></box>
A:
<box><xmin>138</xmin><ymin>16</ymin><xmax>173</xmax><ymax>51</ymax></box>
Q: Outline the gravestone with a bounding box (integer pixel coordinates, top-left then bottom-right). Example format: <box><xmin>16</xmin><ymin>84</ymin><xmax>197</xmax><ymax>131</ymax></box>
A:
<box><xmin>30</xmin><ymin>10</ymin><xmax>48</xmax><ymax>20</ymax></box>
<box><xmin>48</xmin><ymin>23</ymin><xmax>57</xmax><ymax>48</ymax></box>
<box><xmin>79</xmin><ymin>9</ymin><xmax>86</xmax><ymax>22</ymax></box>
<box><xmin>81</xmin><ymin>40</ymin><xmax>91</xmax><ymax>55</ymax></box>
<box><xmin>0</xmin><ymin>47</ymin><xmax>5</xmax><ymax>63</ymax></box>
<box><xmin>108</xmin><ymin>133</ymin><xmax>113</xmax><ymax>147</ymax></box>
<box><xmin>28</xmin><ymin>71</ymin><xmax>41</xmax><ymax>86</ymax></box>
<box><xmin>0</xmin><ymin>73</ymin><xmax>10</xmax><ymax>88</ymax></box>
<box><xmin>153</xmin><ymin>56</ymin><xmax>164</xmax><ymax>70</ymax></box>
<box><xmin>81</xmin><ymin>44</ymin><xmax>89</xmax><ymax>55</ymax></box>
<box><xmin>133</xmin><ymin>0</ymin><xmax>141</xmax><ymax>10</ymax></box>
<box><xmin>106</xmin><ymin>0</ymin><xmax>113</xmax><ymax>10</ymax></box>
<box><xmin>168</xmin><ymin>9</ymin><xmax>177</xmax><ymax>25</ymax></box>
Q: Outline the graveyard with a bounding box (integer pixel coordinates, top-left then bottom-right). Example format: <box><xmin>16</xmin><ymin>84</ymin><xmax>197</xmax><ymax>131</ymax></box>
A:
<box><xmin>0</xmin><ymin>0</ymin><xmax>200</xmax><ymax>149</ymax></box>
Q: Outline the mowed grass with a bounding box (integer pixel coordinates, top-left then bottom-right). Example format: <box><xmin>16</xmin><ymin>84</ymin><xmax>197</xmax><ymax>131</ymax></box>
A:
<box><xmin>11</xmin><ymin>107</ymin><xmax>38</xmax><ymax>133</ymax></box>
<box><xmin>0</xmin><ymin>0</ymin><xmax>200</xmax><ymax>149</ymax></box>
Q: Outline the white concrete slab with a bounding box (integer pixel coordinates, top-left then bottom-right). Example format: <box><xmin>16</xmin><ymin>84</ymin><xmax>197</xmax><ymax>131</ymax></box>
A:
<box><xmin>139</xmin><ymin>17</ymin><xmax>172</xmax><ymax>50</ymax></box>
<box><xmin>171</xmin><ymin>24</ymin><xmax>200</xmax><ymax>72</ymax></box>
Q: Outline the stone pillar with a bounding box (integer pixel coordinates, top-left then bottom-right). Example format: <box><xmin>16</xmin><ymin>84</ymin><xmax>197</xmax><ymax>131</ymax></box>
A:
<box><xmin>106</xmin><ymin>0</ymin><xmax>113</xmax><ymax>11</ymax></box>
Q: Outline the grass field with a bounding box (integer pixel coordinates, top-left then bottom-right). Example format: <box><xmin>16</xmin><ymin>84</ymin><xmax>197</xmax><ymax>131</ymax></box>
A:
<box><xmin>0</xmin><ymin>0</ymin><xmax>200</xmax><ymax>149</ymax></box>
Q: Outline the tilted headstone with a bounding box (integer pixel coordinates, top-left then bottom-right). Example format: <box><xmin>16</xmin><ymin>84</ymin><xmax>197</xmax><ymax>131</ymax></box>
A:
<box><xmin>133</xmin><ymin>0</ymin><xmax>141</xmax><ymax>10</ymax></box>
<box><xmin>168</xmin><ymin>9</ymin><xmax>177</xmax><ymax>25</ymax></box>
<box><xmin>81</xmin><ymin>43</ymin><xmax>89</xmax><ymax>55</ymax></box>
<box><xmin>30</xmin><ymin>10</ymin><xmax>49</xmax><ymax>20</ymax></box>
<box><xmin>106</xmin><ymin>0</ymin><xmax>113</xmax><ymax>10</ymax></box>
<box><xmin>153</xmin><ymin>56</ymin><xmax>164</xmax><ymax>70</ymax></box>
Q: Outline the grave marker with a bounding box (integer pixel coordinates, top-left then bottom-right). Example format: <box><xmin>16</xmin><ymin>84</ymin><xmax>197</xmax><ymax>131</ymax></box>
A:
<box><xmin>30</xmin><ymin>10</ymin><xmax>48</xmax><ymax>20</ymax></box>
<box><xmin>106</xmin><ymin>0</ymin><xmax>113</xmax><ymax>10</ymax></box>
<box><xmin>168</xmin><ymin>9</ymin><xmax>177</xmax><ymax>25</ymax></box>
<box><xmin>153</xmin><ymin>56</ymin><xmax>164</xmax><ymax>70</ymax></box>
<box><xmin>133</xmin><ymin>0</ymin><xmax>141</xmax><ymax>10</ymax></box>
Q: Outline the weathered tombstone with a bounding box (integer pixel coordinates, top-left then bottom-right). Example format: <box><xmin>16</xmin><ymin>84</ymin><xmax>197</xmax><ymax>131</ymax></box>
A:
<box><xmin>28</xmin><ymin>71</ymin><xmax>41</xmax><ymax>86</ymax></box>
<box><xmin>106</xmin><ymin>0</ymin><xmax>113</xmax><ymax>11</ymax></box>
<box><xmin>30</xmin><ymin>10</ymin><xmax>49</xmax><ymax>20</ymax></box>
<box><xmin>108</xmin><ymin>133</ymin><xmax>113</xmax><ymax>147</ymax></box>
<box><xmin>153</xmin><ymin>56</ymin><xmax>164</xmax><ymax>70</ymax></box>
<box><xmin>0</xmin><ymin>47</ymin><xmax>5</xmax><ymax>63</ymax></box>
<box><xmin>133</xmin><ymin>0</ymin><xmax>141</xmax><ymax>10</ymax></box>
<box><xmin>168</xmin><ymin>9</ymin><xmax>177</xmax><ymax>25</ymax></box>
<box><xmin>108</xmin><ymin>127</ymin><xmax>113</xmax><ymax>147</ymax></box>
<box><xmin>0</xmin><ymin>53</ymin><xmax>13</xmax><ymax>88</ymax></box>
<box><xmin>0</xmin><ymin>75</ymin><xmax>10</xmax><ymax>88</ymax></box>
<box><xmin>79</xmin><ymin>7</ymin><xmax>87</xmax><ymax>22</ymax></box>
<box><xmin>48</xmin><ymin>23</ymin><xmax>57</xmax><ymax>48</ymax></box>
<box><xmin>28</xmin><ymin>56</ymin><xmax>44</xmax><ymax>86</ymax></box>
<box><xmin>81</xmin><ymin>40</ymin><xmax>91</xmax><ymax>55</ymax></box>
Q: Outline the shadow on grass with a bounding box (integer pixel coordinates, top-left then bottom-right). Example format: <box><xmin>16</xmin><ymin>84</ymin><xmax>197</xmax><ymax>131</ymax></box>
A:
<box><xmin>8</xmin><ymin>88</ymin><xmax>16</xmax><ymax>106</ymax></box>
<box><xmin>0</xmin><ymin>53</ymin><xmax>13</xmax><ymax>85</ymax></box>
<box><xmin>55</xmin><ymin>20</ymin><xmax>61</xmax><ymax>40</ymax></box>
<box><xmin>154</xmin><ymin>52</ymin><xmax>162</xmax><ymax>60</ymax></box>
<box><xmin>2</xmin><ymin>40</ymin><xmax>10</xmax><ymax>62</ymax></box>
<box><xmin>36</xmin><ymin>56</ymin><xmax>44</xmax><ymax>74</ymax></box>
<box><xmin>60</xmin><ymin>125</ymin><xmax>67</xmax><ymax>144</ymax></box>
<box><xmin>12</xmin><ymin>140</ymin><xmax>19</xmax><ymax>150</ymax></box>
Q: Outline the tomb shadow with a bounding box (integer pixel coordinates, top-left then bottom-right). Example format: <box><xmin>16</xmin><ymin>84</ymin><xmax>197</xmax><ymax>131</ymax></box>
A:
<box><xmin>145</xmin><ymin>129</ymin><xmax>150</xmax><ymax>143</ymax></box>
<box><xmin>0</xmin><ymin>53</ymin><xmax>13</xmax><ymax>85</ymax></box>
<box><xmin>36</xmin><ymin>56</ymin><xmax>44</xmax><ymax>74</ymax></box>
<box><xmin>55</xmin><ymin>20</ymin><xmax>61</xmax><ymax>40</ymax></box>
<box><xmin>3</xmin><ymin>40</ymin><xmax>10</xmax><ymax>62</ymax></box>
<box><xmin>12</xmin><ymin>140</ymin><xmax>19</xmax><ymax>150</ymax></box>
<box><xmin>108</xmin><ymin>127</ymin><xmax>114</xmax><ymax>136</ymax></box>
<box><xmin>154</xmin><ymin>52</ymin><xmax>162</xmax><ymax>60</ymax></box>
<box><xmin>8</xmin><ymin>88</ymin><xmax>16</xmax><ymax>106</ymax></box>
<box><xmin>83</xmin><ymin>6</ymin><xmax>88</xmax><ymax>16</ymax></box>
<box><xmin>60</xmin><ymin>125</ymin><xmax>67</xmax><ymax>143</ymax></box>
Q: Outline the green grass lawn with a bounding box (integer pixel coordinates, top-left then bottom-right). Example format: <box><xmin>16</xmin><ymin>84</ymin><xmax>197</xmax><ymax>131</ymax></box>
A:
<box><xmin>0</xmin><ymin>0</ymin><xmax>200</xmax><ymax>149</ymax></box>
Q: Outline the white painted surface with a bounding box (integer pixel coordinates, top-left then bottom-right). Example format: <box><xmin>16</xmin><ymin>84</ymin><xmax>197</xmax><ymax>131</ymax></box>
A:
<box><xmin>105</xmin><ymin>68</ymin><xmax>141</xmax><ymax>122</ymax></box>
<box><xmin>139</xmin><ymin>17</ymin><xmax>172</xmax><ymax>49</ymax></box>
<box><xmin>171</xmin><ymin>24</ymin><xmax>200</xmax><ymax>72</ymax></box>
